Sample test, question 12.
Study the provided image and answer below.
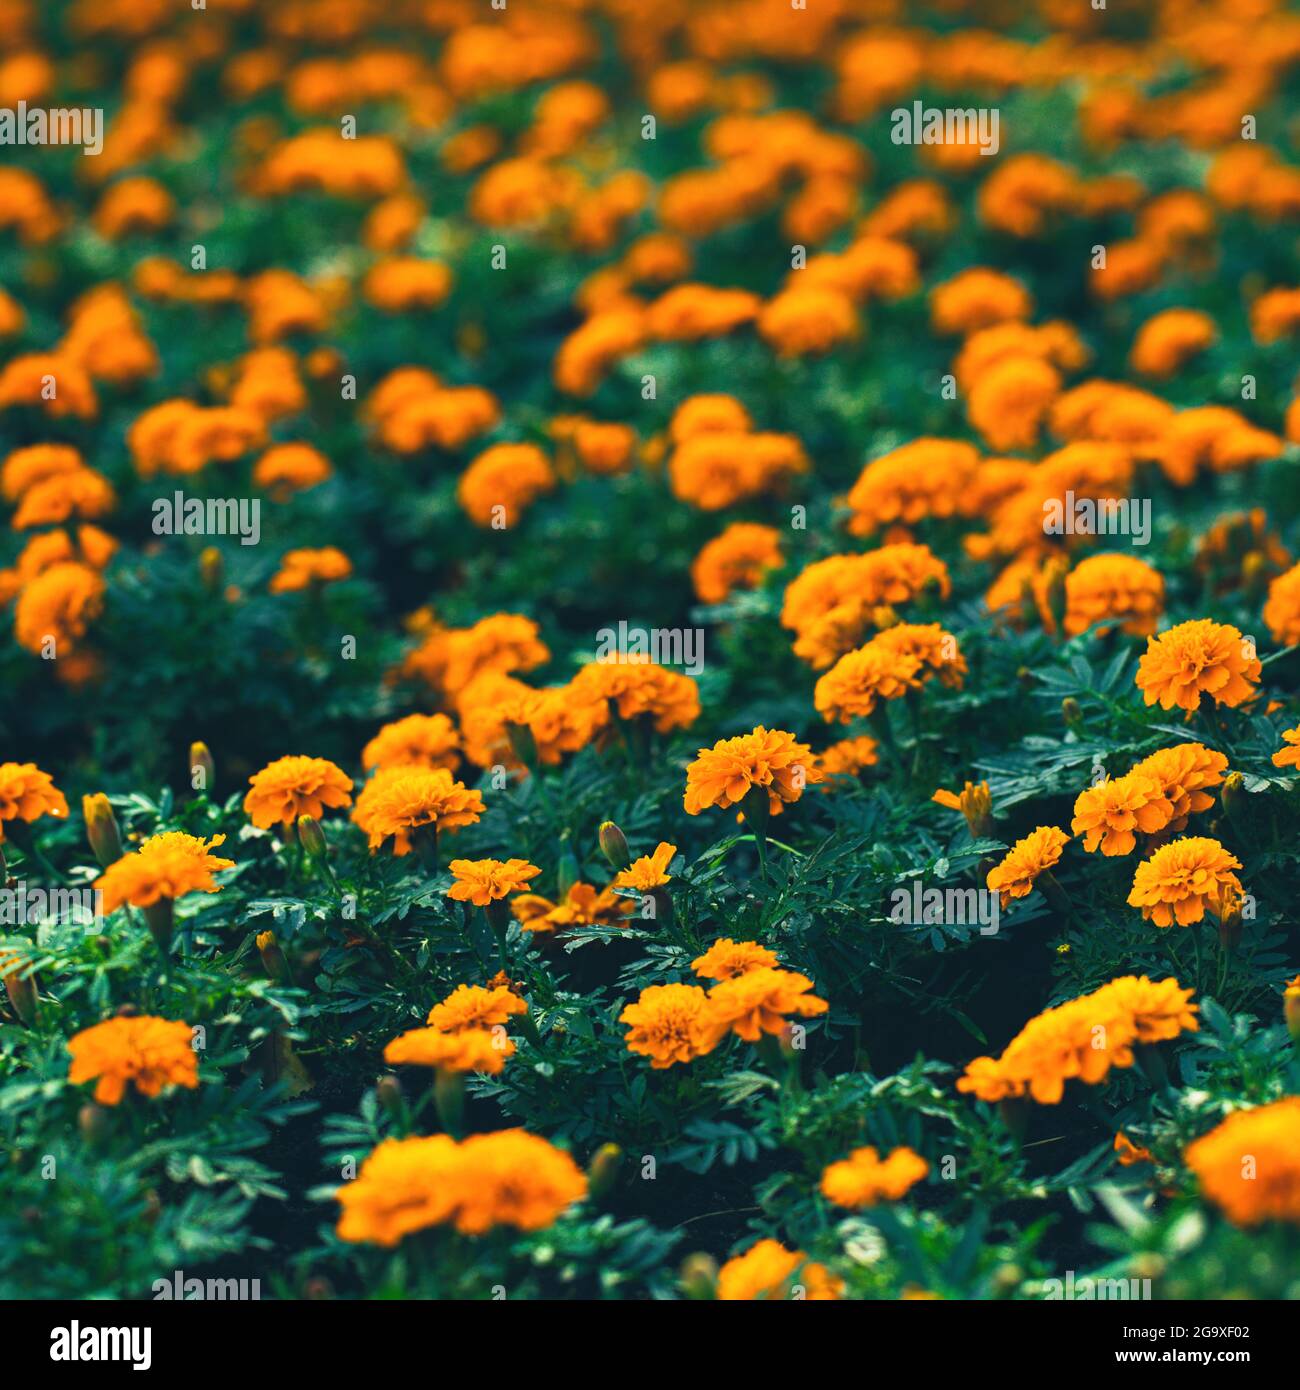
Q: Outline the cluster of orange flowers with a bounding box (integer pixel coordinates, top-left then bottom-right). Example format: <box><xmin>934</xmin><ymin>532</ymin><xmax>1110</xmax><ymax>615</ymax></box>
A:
<box><xmin>958</xmin><ymin>976</ymin><xmax>1199</xmax><ymax>1105</ymax></box>
<box><xmin>385</xmin><ymin>982</ymin><xmax>528</xmax><ymax>1077</ymax></box>
<box><xmin>619</xmin><ymin>940</ymin><xmax>827</xmax><ymax>1069</ymax></box>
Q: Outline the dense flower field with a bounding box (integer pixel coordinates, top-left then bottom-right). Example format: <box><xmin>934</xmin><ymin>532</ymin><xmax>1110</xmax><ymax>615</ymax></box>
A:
<box><xmin>4</xmin><ymin>0</ymin><xmax>1300</xmax><ymax>1305</ymax></box>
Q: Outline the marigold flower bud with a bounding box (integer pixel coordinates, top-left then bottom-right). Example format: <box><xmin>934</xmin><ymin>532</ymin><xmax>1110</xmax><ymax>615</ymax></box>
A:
<box><xmin>679</xmin><ymin>1253</ymin><xmax>719</xmax><ymax>1300</ymax></box>
<box><xmin>1061</xmin><ymin>696</ymin><xmax>1082</xmax><ymax>727</ymax></box>
<box><xmin>78</xmin><ymin>1102</ymin><xmax>109</xmax><ymax>1146</ymax></box>
<box><xmin>375</xmin><ymin>1073</ymin><xmax>403</xmax><ymax>1114</ymax></box>
<box><xmin>1221</xmin><ymin>770</ymin><xmax>1244</xmax><ymax>820</ymax></box>
<box><xmin>199</xmin><ymin>546</ymin><xmax>223</xmax><ymax>591</ymax></box>
<box><xmin>1</xmin><ymin>952</ymin><xmax>37</xmax><ymax>1025</ymax></box>
<box><xmin>256</xmin><ymin>929</ymin><xmax>290</xmax><ymax>983</ymax></box>
<box><xmin>82</xmin><ymin>793</ymin><xmax>123</xmax><ymax>868</ymax></box>
<box><xmin>598</xmin><ymin>820</ymin><xmax>631</xmax><ymax>870</ymax></box>
<box><xmin>1283</xmin><ymin>977</ymin><xmax>1300</xmax><ymax>1045</ymax></box>
<box><xmin>298</xmin><ymin>814</ymin><xmax>327</xmax><ymax>859</ymax></box>
<box><xmin>587</xmin><ymin>1142</ymin><xmax>623</xmax><ymax>1201</ymax></box>
<box><xmin>190</xmin><ymin>741</ymin><xmax>215</xmax><ymax>792</ymax></box>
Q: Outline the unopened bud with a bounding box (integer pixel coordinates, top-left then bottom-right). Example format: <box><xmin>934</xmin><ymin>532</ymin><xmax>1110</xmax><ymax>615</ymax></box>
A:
<box><xmin>1</xmin><ymin>951</ymin><xmax>37</xmax><ymax>1025</ymax></box>
<box><xmin>679</xmin><ymin>1253</ymin><xmax>719</xmax><ymax>1300</ymax></box>
<box><xmin>1221</xmin><ymin>770</ymin><xmax>1244</xmax><ymax>820</ymax></box>
<box><xmin>82</xmin><ymin>793</ymin><xmax>123</xmax><ymax>867</ymax></box>
<box><xmin>199</xmin><ymin>546</ymin><xmax>223</xmax><ymax>591</ymax></box>
<box><xmin>598</xmin><ymin>820</ymin><xmax>631</xmax><ymax>871</ymax></box>
<box><xmin>79</xmin><ymin>1102</ymin><xmax>110</xmax><ymax>1146</ymax></box>
<box><xmin>376</xmin><ymin>1073</ymin><xmax>403</xmax><ymax>1114</ymax></box>
<box><xmin>298</xmin><ymin>815</ymin><xmax>327</xmax><ymax>859</ymax></box>
<box><xmin>587</xmin><ymin>1142</ymin><xmax>623</xmax><ymax>1201</ymax></box>
<box><xmin>1061</xmin><ymin>697</ymin><xmax>1082</xmax><ymax>728</ymax></box>
<box><xmin>1285</xmin><ymin>977</ymin><xmax>1300</xmax><ymax>1045</ymax></box>
<box><xmin>190</xmin><ymin>741</ymin><xmax>215</xmax><ymax>792</ymax></box>
<box><xmin>255</xmin><ymin>930</ymin><xmax>290</xmax><ymax>983</ymax></box>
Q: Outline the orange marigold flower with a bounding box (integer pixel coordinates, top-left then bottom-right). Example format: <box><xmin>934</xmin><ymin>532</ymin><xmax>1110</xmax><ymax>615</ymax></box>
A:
<box><xmin>815</xmin><ymin>640</ymin><xmax>918</xmax><ymax>721</ymax></box>
<box><xmin>1272</xmin><ymin>725</ymin><xmax>1300</xmax><ymax>770</ymax></box>
<box><xmin>67</xmin><ymin>1015</ymin><xmax>199</xmax><ymax>1105</ymax></box>
<box><xmin>335</xmin><ymin>1135</ymin><xmax>463</xmax><ymax>1245</ymax></box>
<box><xmin>821</xmin><ymin>1145</ymin><xmax>928</xmax><ymax>1207</ymax></box>
<box><xmin>691</xmin><ymin>938</ymin><xmax>780</xmax><ymax>982</ymax></box>
<box><xmin>669</xmin><ymin>393</ymin><xmax>752</xmax><ymax>444</ymax></box>
<box><xmin>95</xmin><ymin>831</ymin><xmax>235</xmax><ymax>912</ymax></box>
<box><xmin>1071</xmin><ymin>773</ymin><xmax>1173</xmax><ymax>856</ymax></box>
<box><xmin>966</xmin><ymin>354</ymin><xmax>1062</xmax><ymax>453</ymax></box>
<box><xmin>446</xmin><ymin>857</ymin><xmax>542</xmax><ymax>906</ymax></box>
<box><xmin>816</xmin><ymin>735</ymin><xmax>880</xmax><ymax>782</ymax></box>
<box><xmin>569</xmin><ymin>659</ymin><xmax>700</xmax><ymax>733</ymax></box>
<box><xmin>986</xmin><ymin>826</ymin><xmax>1069</xmax><ymax>906</ymax></box>
<box><xmin>426</xmin><ymin>983</ymin><xmax>528</xmax><ymax>1032</ymax></box>
<box><xmin>362</xmin><ymin>713</ymin><xmax>461</xmax><ymax>772</ymax></box>
<box><xmin>697</xmin><ymin>966</ymin><xmax>828</xmax><ymax>1048</ymax></box>
<box><xmin>1127</xmin><ymin>836</ymin><xmax>1243</xmax><ymax>927</ymax></box>
<box><xmin>0</xmin><ymin>761</ymin><xmax>68</xmax><ymax>840</ymax></box>
<box><xmin>1064</xmin><ymin>553</ymin><xmax>1165</xmax><ymax>637</ymax></box>
<box><xmin>363</xmin><ymin>257</ymin><xmax>454</xmax><ymax>312</ymax></box>
<box><xmin>1135</xmin><ymin>619</ymin><xmax>1261</xmax><ymax>712</ymax></box>
<box><xmin>457</xmin><ymin>442</ymin><xmax>555</xmax><ymax>527</ymax></box>
<box><xmin>0</xmin><ymin>352</ymin><xmax>97</xmax><ymax>418</ymax></box>
<box><xmin>1129</xmin><ymin>307</ymin><xmax>1217</xmax><ymax>378</ymax></box>
<box><xmin>1185</xmin><ymin>1098</ymin><xmax>1300</xmax><ymax>1226</ymax></box>
<box><xmin>268</xmin><ymin>546</ymin><xmax>352</xmax><ymax>594</ymax></box>
<box><xmin>619</xmin><ymin>982</ymin><xmax>713</xmax><ymax>1068</ymax></box>
<box><xmin>691</xmin><ymin>522</ymin><xmax>783</xmax><ymax>604</ymax></box>
<box><xmin>351</xmin><ymin>765</ymin><xmax>484</xmax><ymax>853</ymax></box>
<box><xmin>1129</xmin><ymin>743</ymin><xmax>1228</xmax><ymax>828</ymax></box>
<box><xmin>613</xmin><ymin>841</ymin><xmax>676</xmax><ymax>891</ymax></box>
<box><xmin>1</xmin><ymin>443</ymin><xmax>84</xmax><ymax>501</ymax></box>
<box><xmin>252</xmin><ymin>442</ymin><xmax>332</xmax><ymax>497</ymax></box>
<box><xmin>756</xmin><ymin>285</ymin><xmax>859</xmax><ymax>358</ymax></box>
<box><xmin>716</xmin><ymin>1239</ymin><xmax>843</xmax><ymax>1301</ymax></box>
<box><xmin>930</xmin><ymin>267</ymin><xmax>1033</xmax><ymax>336</ymax></box>
<box><xmin>11</xmin><ymin>466</ymin><xmax>115</xmax><ymax>530</ymax></box>
<box><xmin>244</xmin><ymin>755</ymin><xmax>353</xmax><ymax>829</ymax></box>
<box><xmin>932</xmin><ymin>780</ymin><xmax>994</xmax><ymax>837</ymax></box>
<box><xmin>384</xmin><ymin>1025</ymin><xmax>514</xmax><ymax>1075</ymax></box>
<box><xmin>511</xmin><ymin>881</ymin><xmax>629</xmax><ymax>933</ymax></box>
<box><xmin>668</xmin><ymin>430</ymin><xmax>807</xmax><ymax>511</ymax></box>
<box><xmin>13</xmin><ymin>560</ymin><xmax>104</xmax><ymax>654</ymax></box>
<box><xmin>1263</xmin><ymin>561</ymin><xmax>1300</xmax><ymax>646</ymax></box>
<box><xmin>845</xmin><ymin>439</ymin><xmax>979</xmax><ymax>535</ymax></box>
<box><xmin>684</xmin><ymin>726</ymin><xmax>823</xmax><ymax>816</ymax></box>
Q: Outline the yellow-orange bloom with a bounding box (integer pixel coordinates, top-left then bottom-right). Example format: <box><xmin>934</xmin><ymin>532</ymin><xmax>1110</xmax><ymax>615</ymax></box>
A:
<box><xmin>618</xmin><ymin>982</ymin><xmax>713</xmax><ymax>1068</ymax></box>
<box><xmin>67</xmin><ymin>1015</ymin><xmax>199</xmax><ymax>1105</ymax></box>
<box><xmin>384</xmin><ymin>1025</ymin><xmax>514</xmax><ymax>1075</ymax></box>
<box><xmin>426</xmin><ymin>983</ymin><xmax>528</xmax><ymax>1033</ymax></box>
<box><xmin>0</xmin><ymin>761</ymin><xmax>68</xmax><ymax>840</ymax></box>
<box><xmin>446</xmin><ymin>857</ymin><xmax>542</xmax><ymax>906</ymax></box>
<box><xmin>821</xmin><ymin>1146</ymin><xmax>928</xmax><ymax>1207</ymax></box>
<box><xmin>684</xmin><ymin>726</ymin><xmax>822</xmax><ymax>816</ymax></box>
<box><xmin>691</xmin><ymin>938</ymin><xmax>780</xmax><ymax>982</ymax></box>
<box><xmin>716</xmin><ymin>1239</ymin><xmax>843</xmax><ymax>1301</ymax></box>
<box><xmin>1127</xmin><ymin>836</ymin><xmax>1243</xmax><ymax>927</ymax></box>
<box><xmin>697</xmin><ymin>967</ymin><xmax>828</xmax><ymax>1048</ymax></box>
<box><xmin>268</xmin><ymin>546</ymin><xmax>352</xmax><ymax>593</ymax></box>
<box><xmin>96</xmin><ymin>832</ymin><xmax>235</xmax><ymax>912</ymax></box>
<box><xmin>458</xmin><ymin>443</ymin><xmax>555</xmax><ymax>527</ymax></box>
<box><xmin>1071</xmin><ymin>773</ymin><xmax>1173</xmax><ymax>856</ymax></box>
<box><xmin>986</xmin><ymin>826</ymin><xmax>1069</xmax><ymax>906</ymax></box>
<box><xmin>1135</xmin><ymin>619</ymin><xmax>1261</xmax><ymax>712</ymax></box>
<box><xmin>1272</xmin><ymin>725</ymin><xmax>1300</xmax><ymax>770</ymax></box>
<box><xmin>361</xmin><ymin>713</ymin><xmax>461</xmax><ymax>772</ymax></box>
<box><xmin>613</xmin><ymin>842</ymin><xmax>675</xmax><ymax>891</ymax></box>
<box><xmin>1185</xmin><ymin>1098</ymin><xmax>1300</xmax><ymax>1226</ymax></box>
<box><xmin>351</xmin><ymin>765</ymin><xmax>484</xmax><ymax>853</ymax></box>
<box><xmin>244</xmin><ymin>755</ymin><xmax>354</xmax><ymax>829</ymax></box>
